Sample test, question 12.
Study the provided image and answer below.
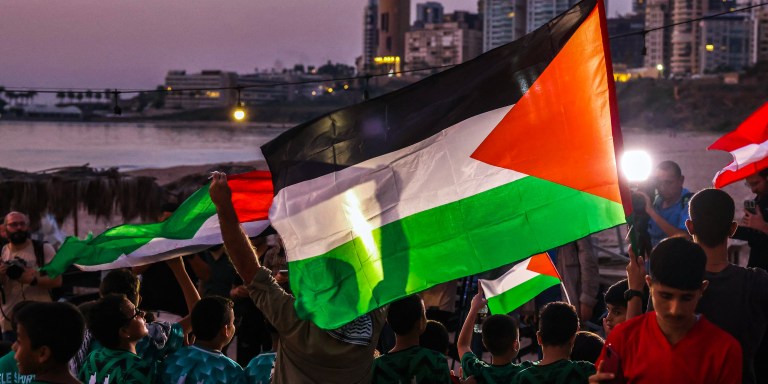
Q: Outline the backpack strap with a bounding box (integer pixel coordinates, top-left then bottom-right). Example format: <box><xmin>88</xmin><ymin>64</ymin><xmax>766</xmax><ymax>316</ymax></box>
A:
<box><xmin>31</xmin><ymin>240</ymin><xmax>47</xmax><ymax>276</ymax></box>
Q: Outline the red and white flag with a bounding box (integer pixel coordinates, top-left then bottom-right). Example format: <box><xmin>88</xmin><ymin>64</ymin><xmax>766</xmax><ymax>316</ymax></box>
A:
<box><xmin>709</xmin><ymin>103</ymin><xmax>768</xmax><ymax>188</ymax></box>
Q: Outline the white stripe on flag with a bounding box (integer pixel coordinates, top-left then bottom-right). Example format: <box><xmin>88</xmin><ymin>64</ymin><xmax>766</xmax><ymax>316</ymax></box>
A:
<box><xmin>76</xmin><ymin>218</ymin><xmax>270</xmax><ymax>271</ymax></box>
<box><xmin>721</xmin><ymin>139</ymin><xmax>768</xmax><ymax>173</ymax></box>
<box><xmin>479</xmin><ymin>257</ymin><xmax>539</xmax><ymax>299</ymax></box>
<box><xmin>271</xmin><ymin>104</ymin><xmax>530</xmax><ymax>262</ymax></box>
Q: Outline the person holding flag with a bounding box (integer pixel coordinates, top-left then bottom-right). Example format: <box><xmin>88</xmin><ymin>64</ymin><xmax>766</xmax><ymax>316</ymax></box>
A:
<box><xmin>208</xmin><ymin>171</ymin><xmax>388</xmax><ymax>384</ymax></box>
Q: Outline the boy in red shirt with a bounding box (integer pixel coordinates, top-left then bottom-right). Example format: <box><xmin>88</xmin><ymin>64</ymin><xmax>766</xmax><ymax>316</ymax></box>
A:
<box><xmin>590</xmin><ymin>237</ymin><xmax>742</xmax><ymax>384</ymax></box>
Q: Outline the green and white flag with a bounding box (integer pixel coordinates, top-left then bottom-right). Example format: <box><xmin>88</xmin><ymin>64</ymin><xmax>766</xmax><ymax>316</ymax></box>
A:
<box><xmin>42</xmin><ymin>171</ymin><xmax>273</xmax><ymax>276</ymax></box>
<box><xmin>480</xmin><ymin>253</ymin><xmax>562</xmax><ymax>315</ymax></box>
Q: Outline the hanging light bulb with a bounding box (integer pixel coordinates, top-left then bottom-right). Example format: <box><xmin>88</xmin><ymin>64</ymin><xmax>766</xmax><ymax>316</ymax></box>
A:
<box><xmin>232</xmin><ymin>87</ymin><xmax>246</xmax><ymax>121</ymax></box>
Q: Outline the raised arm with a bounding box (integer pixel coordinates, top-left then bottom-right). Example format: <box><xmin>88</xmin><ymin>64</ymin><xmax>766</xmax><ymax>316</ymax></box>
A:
<box><xmin>166</xmin><ymin>256</ymin><xmax>200</xmax><ymax>332</ymax></box>
<box><xmin>624</xmin><ymin>249</ymin><xmax>646</xmax><ymax>320</ymax></box>
<box><xmin>209</xmin><ymin>172</ymin><xmax>261</xmax><ymax>283</ymax></box>
<box><xmin>457</xmin><ymin>289</ymin><xmax>486</xmax><ymax>359</ymax></box>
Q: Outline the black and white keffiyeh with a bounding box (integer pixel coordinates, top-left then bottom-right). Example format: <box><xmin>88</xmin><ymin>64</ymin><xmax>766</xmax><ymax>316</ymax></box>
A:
<box><xmin>325</xmin><ymin>313</ymin><xmax>373</xmax><ymax>346</ymax></box>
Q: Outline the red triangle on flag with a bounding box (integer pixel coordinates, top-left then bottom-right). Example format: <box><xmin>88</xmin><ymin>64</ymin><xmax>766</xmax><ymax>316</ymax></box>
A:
<box><xmin>527</xmin><ymin>253</ymin><xmax>561</xmax><ymax>280</ymax></box>
<box><xmin>470</xmin><ymin>6</ymin><xmax>622</xmax><ymax>205</ymax></box>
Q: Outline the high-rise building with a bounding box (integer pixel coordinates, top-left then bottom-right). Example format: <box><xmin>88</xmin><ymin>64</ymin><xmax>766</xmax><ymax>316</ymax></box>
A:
<box><xmin>643</xmin><ymin>0</ymin><xmax>671</xmax><ymax>71</ymax></box>
<box><xmin>378</xmin><ymin>0</ymin><xmax>411</xmax><ymax>69</ymax></box>
<box><xmin>526</xmin><ymin>0</ymin><xmax>570</xmax><ymax>33</ymax></box>
<box><xmin>669</xmin><ymin>0</ymin><xmax>740</xmax><ymax>75</ymax></box>
<box><xmin>756</xmin><ymin>8</ymin><xmax>768</xmax><ymax>63</ymax></box>
<box><xmin>700</xmin><ymin>12</ymin><xmax>752</xmax><ymax>73</ymax></box>
<box><xmin>608</xmin><ymin>14</ymin><xmax>646</xmax><ymax>68</ymax></box>
<box><xmin>164</xmin><ymin>70</ymin><xmax>237</xmax><ymax>110</ymax></box>
<box><xmin>405</xmin><ymin>13</ymin><xmax>482</xmax><ymax>72</ymax></box>
<box><xmin>363</xmin><ymin>0</ymin><xmax>379</xmax><ymax>73</ymax></box>
<box><xmin>482</xmin><ymin>0</ymin><xmax>527</xmax><ymax>52</ymax></box>
<box><xmin>416</xmin><ymin>2</ymin><xmax>444</xmax><ymax>24</ymax></box>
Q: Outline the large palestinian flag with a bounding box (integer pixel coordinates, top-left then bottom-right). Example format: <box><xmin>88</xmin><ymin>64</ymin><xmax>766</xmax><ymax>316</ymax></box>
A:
<box><xmin>42</xmin><ymin>171</ymin><xmax>272</xmax><ymax>277</ymax></box>
<box><xmin>262</xmin><ymin>0</ymin><xmax>627</xmax><ymax>329</ymax></box>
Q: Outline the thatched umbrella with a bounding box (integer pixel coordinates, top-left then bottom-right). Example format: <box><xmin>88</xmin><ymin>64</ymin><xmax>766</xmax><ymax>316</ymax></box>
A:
<box><xmin>0</xmin><ymin>165</ymin><xmax>164</xmax><ymax>235</ymax></box>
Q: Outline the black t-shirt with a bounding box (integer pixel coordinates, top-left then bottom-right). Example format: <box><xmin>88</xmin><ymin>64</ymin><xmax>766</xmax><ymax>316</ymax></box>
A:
<box><xmin>697</xmin><ymin>264</ymin><xmax>768</xmax><ymax>384</ymax></box>
<box><xmin>139</xmin><ymin>259</ymin><xmax>197</xmax><ymax>316</ymax></box>
<box><xmin>732</xmin><ymin>194</ymin><xmax>768</xmax><ymax>270</ymax></box>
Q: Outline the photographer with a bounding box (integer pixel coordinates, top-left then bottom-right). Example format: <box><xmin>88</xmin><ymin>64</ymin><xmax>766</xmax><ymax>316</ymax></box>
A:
<box><xmin>635</xmin><ymin>161</ymin><xmax>692</xmax><ymax>248</ymax></box>
<box><xmin>0</xmin><ymin>212</ymin><xmax>61</xmax><ymax>342</ymax></box>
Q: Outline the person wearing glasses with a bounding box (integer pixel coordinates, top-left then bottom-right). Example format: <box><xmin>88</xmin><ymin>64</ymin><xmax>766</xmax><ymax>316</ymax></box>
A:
<box><xmin>0</xmin><ymin>212</ymin><xmax>62</xmax><ymax>343</ymax></box>
<box><xmin>80</xmin><ymin>257</ymin><xmax>199</xmax><ymax>383</ymax></box>
<box><xmin>80</xmin><ymin>294</ymin><xmax>153</xmax><ymax>383</ymax></box>
<box><xmin>635</xmin><ymin>161</ymin><xmax>692</xmax><ymax>248</ymax></box>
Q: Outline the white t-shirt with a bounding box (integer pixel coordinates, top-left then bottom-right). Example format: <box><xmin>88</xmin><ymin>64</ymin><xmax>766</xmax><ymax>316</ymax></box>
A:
<box><xmin>0</xmin><ymin>240</ymin><xmax>55</xmax><ymax>331</ymax></box>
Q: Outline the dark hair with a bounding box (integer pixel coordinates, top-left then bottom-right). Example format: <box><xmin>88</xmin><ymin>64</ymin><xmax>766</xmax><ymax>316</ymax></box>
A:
<box><xmin>689</xmin><ymin>188</ymin><xmax>734</xmax><ymax>248</ymax></box>
<box><xmin>88</xmin><ymin>294</ymin><xmax>131</xmax><ymax>349</ymax></box>
<box><xmin>419</xmin><ymin>320</ymin><xmax>449</xmax><ymax>355</ymax></box>
<box><xmin>100</xmin><ymin>269</ymin><xmax>140</xmax><ymax>305</ymax></box>
<box><xmin>191</xmin><ymin>296</ymin><xmax>234</xmax><ymax>341</ymax></box>
<box><xmin>571</xmin><ymin>331</ymin><xmax>604</xmax><ymax>364</ymax></box>
<box><xmin>482</xmin><ymin>314</ymin><xmax>519</xmax><ymax>356</ymax></box>
<box><xmin>16</xmin><ymin>302</ymin><xmax>85</xmax><ymax>364</ymax></box>
<box><xmin>538</xmin><ymin>302</ymin><xmax>578</xmax><ymax>347</ymax></box>
<box><xmin>649</xmin><ymin>237</ymin><xmax>706</xmax><ymax>290</ymax></box>
<box><xmin>759</xmin><ymin>168</ymin><xmax>768</xmax><ymax>179</ymax></box>
<box><xmin>604</xmin><ymin>279</ymin><xmax>629</xmax><ymax>307</ymax></box>
<box><xmin>387</xmin><ymin>295</ymin><xmax>424</xmax><ymax>335</ymax></box>
<box><xmin>657</xmin><ymin>160</ymin><xmax>682</xmax><ymax>177</ymax></box>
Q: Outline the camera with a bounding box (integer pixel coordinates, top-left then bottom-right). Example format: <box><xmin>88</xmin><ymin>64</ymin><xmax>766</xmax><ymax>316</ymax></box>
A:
<box><xmin>4</xmin><ymin>257</ymin><xmax>28</xmax><ymax>280</ymax></box>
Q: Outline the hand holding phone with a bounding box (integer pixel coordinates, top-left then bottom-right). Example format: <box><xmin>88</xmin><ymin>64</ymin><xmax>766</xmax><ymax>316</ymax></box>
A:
<box><xmin>745</xmin><ymin>200</ymin><xmax>757</xmax><ymax>214</ymax></box>
<box><xmin>598</xmin><ymin>345</ymin><xmax>624</xmax><ymax>384</ymax></box>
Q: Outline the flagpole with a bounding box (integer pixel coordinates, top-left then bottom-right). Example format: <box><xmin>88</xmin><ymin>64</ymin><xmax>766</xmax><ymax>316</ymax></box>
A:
<box><xmin>559</xmin><ymin>282</ymin><xmax>572</xmax><ymax>305</ymax></box>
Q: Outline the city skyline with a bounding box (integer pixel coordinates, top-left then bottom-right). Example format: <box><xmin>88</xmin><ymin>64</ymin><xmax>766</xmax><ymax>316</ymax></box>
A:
<box><xmin>0</xmin><ymin>0</ymin><xmax>631</xmax><ymax>92</ymax></box>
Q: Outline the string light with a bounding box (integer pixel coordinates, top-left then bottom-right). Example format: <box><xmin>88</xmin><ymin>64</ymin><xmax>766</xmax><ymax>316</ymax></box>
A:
<box><xmin>3</xmin><ymin>3</ymin><xmax>766</xmax><ymax>98</ymax></box>
<box><xmin>232</xmin><ymin>87</ymin><xmax>246</xmax><ymax>121</ymax></box>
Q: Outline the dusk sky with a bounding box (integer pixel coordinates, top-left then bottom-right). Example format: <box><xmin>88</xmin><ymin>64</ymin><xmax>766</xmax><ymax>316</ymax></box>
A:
<box><xmin>1</xmin><ymin>0</ymin><xmax>631</xmax><ymax>92</ymax></box>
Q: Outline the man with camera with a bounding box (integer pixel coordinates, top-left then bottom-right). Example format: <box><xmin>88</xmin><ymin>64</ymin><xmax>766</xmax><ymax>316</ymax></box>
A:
<box><xmin>0</xmin><ymin>212</ymin><xmax>62</xmax><ymax>342</ymax></box>
<box><xmin>636</xmin><ymin>161</ymin><xmax>692</xmax><ymax>248</ymax></box>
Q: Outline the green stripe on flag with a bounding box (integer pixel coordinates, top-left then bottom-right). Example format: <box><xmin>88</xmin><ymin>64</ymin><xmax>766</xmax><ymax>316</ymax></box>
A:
<box><xmin>42</xmin><ymin>186</ymin><xmax>215</xmax><ymax>277</ymax></box>
<box><xmin>289</xmin><ymin>176</ymin><xmax>624</xmax><ymax>329</ymax></box>
<box><xmin>486</xmin><ymin>274</ymin><xmax>561</xmax><ymax>315</ymax></box>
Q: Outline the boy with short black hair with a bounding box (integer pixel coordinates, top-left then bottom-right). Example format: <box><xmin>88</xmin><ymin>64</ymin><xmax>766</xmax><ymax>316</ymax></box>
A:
<box><xmin>161</xmin><ymin>296</ymin><xmax>244</xmax><ymax>383</ymax></box>
<box><xmin>420</xmin><ymin>320</ymin><xmax>450</xmax><ymax>356</ymax></box>
<box><xmin>13</xmin><ymin>302</ymin><xmax>84</xmax><ymax>384</ymax></box>
<box><xmin>571</xmin><ymin>331</ymin><xmax>604</xmax><ymax>364</ymax></box>
<box><xmin>512</xmin><ymin>302</ymin><xmax>595</xmax><ymax>384</ymax></box>
<box><xmin>590</xmin><ymin>237</ymin><xmax>743</xmax><ymax>383</ymax></box>
<box><xmin>371</xmin><ymin>295</ymin><xmax>450</xmax><ymax>384</ymax></box>
<box><xmin>457</xmin><ymin>290</ymin><xmax>522</xmax><ymax>384</ymax></box>
<box><xmin>602</xmin><ymin>279</ymin><xmax>628</xmax><ymax>337</ymax></box>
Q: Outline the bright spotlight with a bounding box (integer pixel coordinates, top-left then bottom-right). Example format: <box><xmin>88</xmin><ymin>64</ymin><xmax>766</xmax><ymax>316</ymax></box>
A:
<box><xmin>621</xmin><ymin>150</ymin><xmax>652</xmax><ymax>183</ymax></box>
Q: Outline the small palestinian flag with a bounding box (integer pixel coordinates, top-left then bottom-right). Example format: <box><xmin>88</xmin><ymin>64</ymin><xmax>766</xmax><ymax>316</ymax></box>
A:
<box><xmin>709</xmin><ymin>102</ymin><xmax>768</xmax><ymax>188</ymax></box>
<box><xmin>480</xmin><ymin>253</ymin><xmax>562</xmax><ymax>315</ymax></box>
<box><xmin>42</xmin><ymin>171</ymin><xmax>273</xmax><ymax>276</ymax></box>
<box><xmin>262</xmin><ymin>0</ymin><xmax>627</xmax><ymax>329</ymax></box>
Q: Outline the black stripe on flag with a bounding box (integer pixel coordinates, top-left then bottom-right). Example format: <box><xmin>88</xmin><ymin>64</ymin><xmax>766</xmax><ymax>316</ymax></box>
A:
<box><xmin>262</xmin><ymin>0</ymin><xmax>598</xmax><ymax>194</ymax></box>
